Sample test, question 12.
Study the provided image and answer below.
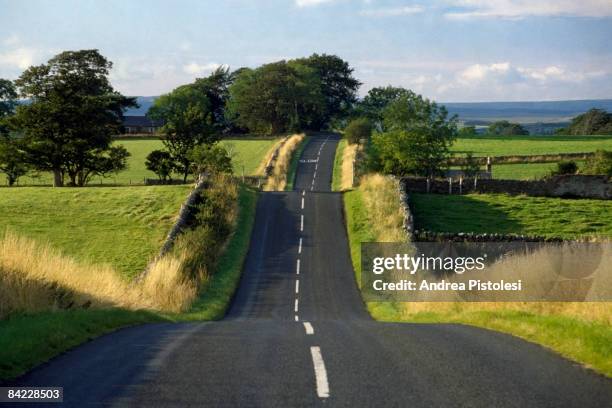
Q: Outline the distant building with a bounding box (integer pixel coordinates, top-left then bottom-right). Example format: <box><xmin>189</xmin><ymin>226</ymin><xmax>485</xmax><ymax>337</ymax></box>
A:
<box><xmin>122</xmin><ymin>116</ymin><xmax>164</xmax><ymax>135</ymax></box>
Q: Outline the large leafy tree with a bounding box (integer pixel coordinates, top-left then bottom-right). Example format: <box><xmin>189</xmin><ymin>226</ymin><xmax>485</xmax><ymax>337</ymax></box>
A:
<box><xmin>294</xmin><ymin>54</ymin><xmax>360</xmax><ymax>128</ymax></box>
<box><xmin>560</xmin><ymin>109</ymin><xmax>612</xmax><ymax>136</ymax></box>
<box><xmin>357</xmin><ymin>86</ymin><xmax>416</xmax><ymax>130</ymax></box>
<box><xmin>0</xmin><ymin>79</ymin><xmax>28</xmax><ymax>185</ymax></box>
<box><xmin>0</xmin><ymin>79</ymin><xmax>17</xmax><ymax>133</ymax></box>
<box><xmin>149</xmin><ymin>78</ymin><xmax>218</xmax><ymax>182</ymax></box>
<box><xmin>227</xmin><ymin>61</ymin><xmax>325</xmax><ymax>134</ymax></box>
<box><xmin>487</xmin><ymin>120</ymin><xmax>529</xmax><ymax>136</ymax></box>
<box><xmin>11</xmin><ymin>50</ymin><xmax>135</xmax><ymax>186</ymax></box>
<box><xmin>370</xmin><ymin>93</ymin><xmax>458</xmax><ymax>177</ymax></box>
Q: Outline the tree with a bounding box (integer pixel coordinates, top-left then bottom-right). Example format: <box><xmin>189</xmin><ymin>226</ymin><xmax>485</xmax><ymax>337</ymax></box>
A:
<box><xmin>551</xmin><ymin>161</ymin><xmax>578</xmax><ymax>176</ymax></box>
<box><xmin>194</xmin><ymin>66</ymin><xmax>233</xmax><ymax>133</ymax></box>
<box><xmin>146</xmin><ymin>150</ymin><xmax>175</xmax><ymax>182</ymax></box>
<box><xmin>560</xmin><ymin>109</ymin><xmax>612</xmax><ymax>135</ymax></box>
<box><xmin>487</xmin><ymin>120</ymin><xmax>529</xmax><ymax>136</ymax></box>
<box><xmin>369</xmin><ymin>92</ymin><xmax>457</xmax><ymax>177</ymax></box>
<box><xmin>294</xmin><ymin>54</ymin><xmax>360</xmax><ymax>128</ymax></box>
<box><xmin>583</xmin><ymin>150</ymin><xmax>612</xmax><ymax>176</ymax></box>
<box><xmin>227</xmin><ymin>61</ymin><xmax>325</xmax><ymax>134</ymax></box>
<box><xmin>461</xmin><ymin>152</ymin><xmax>481</xmax><ymax>178</ymax></box>
<box><xmin>11</xmin><ymin>50</ymin><xmax>136</xmax><ymax>186</ymax></box>
<box><xmin>344</xmin><ymin>117</ymin><xmax>372</xmax><ymax>144</ymax></box>
<box><xmin>0</xmin><ymin>135</ymin><xmax>29</xmax><ymax>186</ymax></box>
<box><xmin>0</xmin><ymin>79</ymin><xmax>17</xmax><ymax>134</ymax></box>
<box><xmin>149</xmin><ymin>77</ymin><xmax>219</xmax><ymax>182</ymax></box>
<box><xmin>356</xmin><ymin>86</ymin><xmax>416</xmax><ymax>130</ymax></box>
<box><xmin>189</xmin><ymin>143</ymin><xmax>233</xmax><ymax>176</ymax></box>
<box><xmin>458</xmin><ymin>125</ymin><xmax>477</xmax><ymax>137</ymax></box>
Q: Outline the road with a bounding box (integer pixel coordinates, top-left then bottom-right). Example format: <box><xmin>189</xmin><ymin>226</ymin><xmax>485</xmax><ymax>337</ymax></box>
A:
<box><xmin>7</xmin><ymin>133</ymin><xmax>612</xmax><ymax>407</ymax></box>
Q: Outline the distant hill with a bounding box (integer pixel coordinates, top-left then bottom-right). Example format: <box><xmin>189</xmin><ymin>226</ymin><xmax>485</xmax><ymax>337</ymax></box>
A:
<box><xmin>442</xmin><ymin>99</ymin><xmax>612</xmax><ymax>125</ymax></box>
<box><xmin>125</xmin><ymin>96</ymin><xmax>158</xmax><ymax>116</ymax></box>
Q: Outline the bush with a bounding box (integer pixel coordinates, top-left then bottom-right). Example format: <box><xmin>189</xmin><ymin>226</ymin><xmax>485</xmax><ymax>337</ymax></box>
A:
<box><xmin>458</xmin><ymin>126</ymin><xmax>476</xmax><ymax>137</ymax></box>
<box><xmin>188</xmin><ymin>143</ymin><xmax>233</xmax><ymax>176</ymax></box>
<box><xmin>552</xmin><ymin>161</ymin><xmax>578</xmax><ymax>176</ymax></box>
<box><xmin>145</xmin><ymin>150</ymin><xmax>175</xmax><ymax>182</ymax></box>
<box><xmin>345</xmin><ymin>117</ymin><xmax>372</xmax><ymax>145</ymax></box>
<box><xmin>583</xmin><ymin>150</ymin><xmax>612</xmax><ymax>176</ymax></box>
<box><xmin>461</xmin><ymin>152</ymin><xmax>481</xmax><ymax>177</ymax></box>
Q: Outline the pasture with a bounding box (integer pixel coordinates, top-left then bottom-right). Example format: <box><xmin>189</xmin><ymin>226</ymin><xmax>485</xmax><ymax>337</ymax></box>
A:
<box><xmin>0</xmin><ymin>186</ymin><xmax>191</xmax><ymax>277</ymax></box>
<box><xmin>410</xmin><ymin>193</ymin><xmax>612</xmax><ymax>239</ymax></box>
<box><xmin>452</xmin><ymin>134</ymin><xmax>612</xmax><ymax>157</ymax></box>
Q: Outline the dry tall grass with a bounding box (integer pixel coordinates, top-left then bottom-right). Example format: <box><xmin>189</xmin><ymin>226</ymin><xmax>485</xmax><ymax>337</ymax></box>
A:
<box><xmin>359</xmin><ymin>174</ymin><xmax>405</xmax><ymax>242</ymax></box>
<box><xmin>254</xmin><ymin>138</ymin><xmax>286</xmax><ymax>177</ymax></box>
<box><xmin>0</xmin><ymin>231</ymin><xmax>198</xmax><ymax>319</ymax></box>
<box><xmin>264</xmin><ymin>133</ymin><xmax>305</xmax><ymax>191</ymax></box>
<box><xmin>341</xmin><ymin>143</ymin><xmax>358</xmax><ymax>190</ymax></box>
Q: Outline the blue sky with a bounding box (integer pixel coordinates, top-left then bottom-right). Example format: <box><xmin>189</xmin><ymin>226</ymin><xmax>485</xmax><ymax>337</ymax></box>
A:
<box><xmin>1</xmin><ymin>0</ymin><xmax>611</xmax><ymax>102</ymax></box>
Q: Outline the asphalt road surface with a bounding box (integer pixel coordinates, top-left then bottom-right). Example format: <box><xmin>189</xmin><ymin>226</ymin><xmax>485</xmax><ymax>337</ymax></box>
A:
<box><xmin>6</xmin><ymin>133</ymin><xmax>612</xmax><ymax>407</ymax></box>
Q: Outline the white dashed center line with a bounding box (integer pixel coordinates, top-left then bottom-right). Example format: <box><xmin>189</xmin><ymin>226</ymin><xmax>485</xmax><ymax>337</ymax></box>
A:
<box><xmin>300</xmin><ymin>214</ymin><xmax>304</xmax><ymax>231</ymax></box>
<box><xmin>296</xmin><ymin>258</ymin><xmax>301</xmax><ymax>275</ymax></box>
<box><xmin>310</xmin><ymin>346</ymin><xmax>330</xmax><ymax>399</ymax></box>
<box><xmin>294</xmin><ymin>298</ymin><xmax>299</xmax><ymax>312</ymax></box>
<box><xmin>295</xmin><ymin>279</ymin><xmax>300</xmax><ymax>294</ymax></box>
<box><xmin>303</xmin><ymin>322</ymin><xmax>314</xmax><ymax>335</ymax></box>
<box><xmin>298</xmin><ymin>237</ymin><xmax>302</xmax><ymax>254</ymax></box>
<box><xmin>295</xmin><ymin>315</ymin><xmax>299</xmax><ymax>322</ymax></box>
<box><xmin>301</xmin><ymin>197</ymin><xmax>305</xmax><ymax>209</ymax></box>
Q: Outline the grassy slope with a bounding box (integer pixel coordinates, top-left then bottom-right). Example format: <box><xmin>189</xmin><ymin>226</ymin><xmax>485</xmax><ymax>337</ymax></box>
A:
<box><xmin>410</xmin><ymin>193</ymin><xmax>612</xmax><ymax>239</ymax></box>
<box><xmin>343</xmin><ymin>185</ymin><xmax>612</xmax><ymax>377</ymax></box>
<box><xmin>284</xmin><ymin>136</ymin><xmax>309</xmax><ymax>191</ymax></box>
<box><xmin>0</xmin><ymin>186</ymin><xmax>191</xmax><ymax>278</ymax></box>
<box><xmin>343</xmin><ymin>189</ymin><xmax>402</xmax><ymax>320</ymax></box>
<box><xmin>452</xmin><ymin>134</ymin><xmax>612</xmax><ymax>156</ymax></box>
<box><xmin>0</xmin><ymin>185</ymin><xmax>258</xmax><ymax>380</ymax></box>
<box><xmin>332</xmin><ymin>138</ymin><xmax>347</xmax><ymax>191</ymax></box>
<box><xmin>3</xmin><ymin>138</ymin><xmax>279</xmax><ymax>186</ymax></box>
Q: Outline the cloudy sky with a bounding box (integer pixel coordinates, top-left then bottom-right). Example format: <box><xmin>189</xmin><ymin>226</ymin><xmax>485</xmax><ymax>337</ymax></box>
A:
<box><xmin>1</xmin><ymin>0</ymin><xmax>611</xmax><ymax>102</ymax></box>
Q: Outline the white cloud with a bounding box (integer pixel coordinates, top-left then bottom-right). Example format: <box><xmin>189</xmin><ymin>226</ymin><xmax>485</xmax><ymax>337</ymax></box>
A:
<box><xmin>359</xmin><ymin>6</ymin><xmax>424</xmax><ymax>17</ymax></box>
<box><xmin>182</xmin><ymin>62</ymin><xmax>221</xmax><ymax>75</ymax></box>
<box><xmin>0</xmin><ymin>47</ymin><xmax>38</xmax><ymax>69</ymax></box>
<box><xmin>444</xmin><ymin>0</ymin><xmax>612</xmax><ymax>19</ymax></box>
<box><xmin>295</xmin><ymin>0</ymin><xmax>336</xmax><ymax>7</ymax></box>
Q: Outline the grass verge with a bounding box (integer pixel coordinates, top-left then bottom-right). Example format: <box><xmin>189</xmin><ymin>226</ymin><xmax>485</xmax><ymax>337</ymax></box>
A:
<box><xmin>284</xmin><ymin>136</ymin><xmax>309</xmax><ymax>191</ymax></box>
<box><xmin>180</xmin><ymin>185</ymin><xmax>258</xmax><ymax>320</ymax></box>
<box><xmin>332</xmin><ymin>138</ymin><xmax>347</xmax><ymax>191</ymax></box>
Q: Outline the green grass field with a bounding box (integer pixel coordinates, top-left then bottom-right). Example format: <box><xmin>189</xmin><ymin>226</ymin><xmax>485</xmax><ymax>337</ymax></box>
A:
<box><xmin>452</xmin><ymin>134</ymin><xmax>612</xmax><ymax>157</ymax></box>
<box><xmin>3</xmin><ymin>138</ymin><xmax>279</xmax><ymax>186</ymax></box>
<box><xmin>410</xmin><ymin>193</ymin><xmax>612</xmax><ymax>239</ymax></box>
<box><xmin>488</xmin><ymin>161</ymin><xmax>586</xmax><ymax>180</ymax></box>
<box><xmin>0</xmin><ymin>186</ymin><xmax>191</xmax><ymax>277</ymax></box>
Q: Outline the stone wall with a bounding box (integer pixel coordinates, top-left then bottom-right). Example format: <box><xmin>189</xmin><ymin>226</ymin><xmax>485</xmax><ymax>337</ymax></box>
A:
<box><xmin>402</xmin><ymin>175</ymin><xmax>611</xmax><ymax>199</ymax></box>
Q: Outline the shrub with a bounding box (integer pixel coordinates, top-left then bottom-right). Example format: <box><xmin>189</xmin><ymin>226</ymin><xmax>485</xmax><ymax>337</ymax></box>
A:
<box><xmin>345</xmin><ymin>117</ymin><xmax>372</xmax><ymax>145</ymax></box>
<box><xmin>458</xmin><ymin>126</ymin><xmax>477</xmax><ymax>137</ymax></box>
<box><xmin>461</xmin><ymin>152</ymin><xmax>481</xmax><ymax>177</ymax></box>
<box><xmin>552</xmin><ymin>161</ymin><xmax>578</xmax><ymax>176</ymax></box>
<box><xmin>583</xmin><ymin>150</ymin><xmax>612</xmax><ymax>176</ymax></box>
<box><xmin>145</xmin><ymin>150</ymin><xmax>175</xmax><ymax>182</ymax></box>
<box><xmin>189</xmin><ymin>143</ymin><xmax>233</xmax><ymax>176</ymax></box>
